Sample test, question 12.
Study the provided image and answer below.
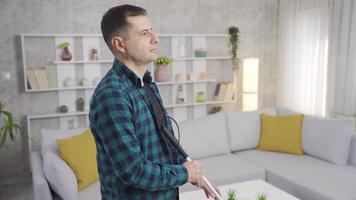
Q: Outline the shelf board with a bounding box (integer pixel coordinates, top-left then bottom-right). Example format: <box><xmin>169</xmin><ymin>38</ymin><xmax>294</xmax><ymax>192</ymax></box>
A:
<box><xmin>27</xmin><ymin>111</ymin><xmax>89</xmax><ymax>120</ymax></box>
<box><xmin>156</xmin><ymin>79</ymin><xmax>216</xmax><ymax>85</ymax></box>
<box><xmin>52</xmin><ymin>56</ymin><xmax>230</xmax><ymax>64</ymax></box>
<box><xmin>165</xmin><ymin>100</ymin><xmax>236</xmax><ymax>108</ymax></box>
<box><xmin>27</xmin><ymin>101</ymin><xmax>236</xmax><ymax>119</ymax></box>
<box><xmin>25</xmin><ymin>80</ymin><xmax>217</xmax><ymax>92</ymax></box>
<box><xmin>22</xmin><ymin>33</ymin><xmax>229</xmax><ymax>38</ymax></box>
<box><xmin>26</xmin><ymin>86</ymin><xmax>96</xmax><ymax>92</ymax></box>
<box><xmin>53</xmin><ymin>60</ymin><xmax>113</xmax><ymax>64</ymax></box>
<box><xmin>173</xmin><ymin>56</ymin><xmax>231</xmax><ymax>61</ymax></box>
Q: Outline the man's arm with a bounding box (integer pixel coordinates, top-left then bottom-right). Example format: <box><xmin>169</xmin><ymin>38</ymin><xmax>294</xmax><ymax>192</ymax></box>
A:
<box><xmin>91</xmin><ymin>87</ymin><xmax>188</xmax><ymax>191</ymax></box>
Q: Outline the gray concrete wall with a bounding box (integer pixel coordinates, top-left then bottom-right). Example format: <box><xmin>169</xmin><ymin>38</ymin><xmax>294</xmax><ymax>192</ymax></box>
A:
<box><xmin>0</xmin><ymin>0</ymin><xmax>278</xmax><ymax>182</ymax></box>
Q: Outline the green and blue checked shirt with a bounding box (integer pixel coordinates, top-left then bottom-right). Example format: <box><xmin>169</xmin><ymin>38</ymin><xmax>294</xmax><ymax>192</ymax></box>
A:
<box><xmin>89</xmin><ymin>59</ymin><xmax>188</xmax><ymax>200</ymax></box>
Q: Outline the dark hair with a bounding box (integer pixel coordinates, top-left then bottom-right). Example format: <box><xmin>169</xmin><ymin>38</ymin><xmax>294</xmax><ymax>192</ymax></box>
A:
<box><xmin>101</xmin><ymin>4</ymin><xmax>147</xmax><ymax>51</ymax></box>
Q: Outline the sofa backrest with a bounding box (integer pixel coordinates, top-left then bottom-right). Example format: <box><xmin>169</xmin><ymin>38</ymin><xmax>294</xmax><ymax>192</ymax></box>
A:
<box><xmin>349</xmin><ymin>134</ymin><xmax>356</xmax><ymax>167</ymax></box>
<box><xmin>302</xmin><ymin>115</ymin><xmax>354</xmax><ymax>165</ymax></box>
<box><xmin>175</xmin><ymin>112</ymin><xmax>230</xmax><ymax>159</ymax></box>
<box><xmin>225</xmin><ymin>107</ymin><xmax>277</xmax><ymax>152</ymax></box>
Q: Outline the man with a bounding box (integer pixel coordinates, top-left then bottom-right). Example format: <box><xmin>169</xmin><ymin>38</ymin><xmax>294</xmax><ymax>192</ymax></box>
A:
<box><xmin>89</xmin><ymin>4</ymin><xmax>220</xmax><ymax>200</ymax></box>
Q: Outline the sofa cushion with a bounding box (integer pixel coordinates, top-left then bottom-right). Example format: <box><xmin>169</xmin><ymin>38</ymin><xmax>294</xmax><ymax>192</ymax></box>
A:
<box><xmin>43</xmin><ymin>151</ymin><xmax>78</xmax><ymax>200</ymax></box>
<box><xmin>349</xmin><ymin>134</ymin><xmax>356</xmax><ymax>167</ymax></box>
<box><xmin>179</xmin><ymin>154</ymin><xmax>265</xmax><ymax>192</ymax></box>
<box><xmin>302</xmin><ymin>115</ymin><xmax>354</xmax><ymax>165</ymax></box>
<box><xmin>226</xmin><ymin>108</ymin><xmax>277</xmax><ymax>152</ymax></box>
<box><xmin>258</xmin><ymin>114</ymin><xmax>304</xmax><ymax>155</ymax></box>
<box><xmin>177</xmin><ymin>113</ymin><xmax>230</xmax><ymax>159</ymax></box>
<box><xmin>57</xmin><ymin>129</ymin><xmax>99</xmax><ymax>191</ymax></box>
<box><xmin>235</xmin><ymin>150</ymin><xmax>356</xmax><ymax>200</ymax></box>
<box><xmin>41</xmin><ymin>128</ymin><xmax>86</xmax><ymax>156</ymax></box>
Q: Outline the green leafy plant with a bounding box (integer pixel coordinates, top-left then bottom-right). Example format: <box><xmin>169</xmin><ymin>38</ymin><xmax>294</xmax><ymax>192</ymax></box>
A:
<box><xmin>57</xmin><ymin>42</ymin><xmax>70</xmax><ymax>49</ymax></box>
<box><xmin>154</xmin><ymin>56</ymin><xmax>172</xmax><ymax>66</ymax></box>
<box><xmin>256</xmin><ymin>192</ymin><xmax>268</xmax><ymax>200</ymax></box>
<box><xmin>228</xmin><ymin>26</ymin><xmax>240</xmax><ymax>71</ymax></box>
<box><xmin>227</xmin><ymin>188</ymin><xmax>237</xmax><ymax>200</ymax></box>
<box><xmin>0</xmin><ymin>102</ymin><xmax>22</xmax><ymax>149</ymax></box>
<box><xmin>208</xmin><ymin>106</ymin><xmax>222</xmax><ymax>114</ymax></box>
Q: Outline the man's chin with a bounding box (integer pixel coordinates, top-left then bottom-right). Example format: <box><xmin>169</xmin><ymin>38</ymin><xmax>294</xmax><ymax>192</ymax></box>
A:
<box><xmin>150</xmin><ymin>54</ymin><xmax>159</xmax><ymax>61</ymax></box>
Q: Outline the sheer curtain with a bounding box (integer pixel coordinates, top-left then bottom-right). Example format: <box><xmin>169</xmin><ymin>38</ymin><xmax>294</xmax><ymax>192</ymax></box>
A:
<box><xmin>276</xmin><ymin>0</ymin><xmax>330</xmax><ymax>116</ymax></box>
<box><xmin>326</xmin><ymin>0</ymin><xmax>356</xmax><ymax>118</ymax></box>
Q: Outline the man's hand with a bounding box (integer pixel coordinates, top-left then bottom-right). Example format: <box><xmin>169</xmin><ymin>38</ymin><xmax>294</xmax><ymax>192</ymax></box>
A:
<box><xmin>183</xmin><ymin>161</ymin><xmax>221</xmax><ymax>199</ymax></box>
<box><xmin>183</xmin><ymin>160</ymin><xmax>204</xmax><ymax>188</ymax></box>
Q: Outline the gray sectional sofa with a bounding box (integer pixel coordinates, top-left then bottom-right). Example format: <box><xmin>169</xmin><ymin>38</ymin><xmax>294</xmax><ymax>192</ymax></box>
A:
<box><xmin>31</xmin><ymin>107</ymin><xmax>356</xmax><ymax>200</ymax></box>
<box><xmin>177</xmin><ymin>107</ymin><xmax>356</xmax><ymax>200</ymax></box>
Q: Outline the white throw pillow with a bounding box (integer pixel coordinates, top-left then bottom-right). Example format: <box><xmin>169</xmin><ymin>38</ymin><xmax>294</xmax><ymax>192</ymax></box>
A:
<box><xmin>302</xmin><ymin>115</ymin><xmax>354</xmax><ymax>165</ymax></box>
<box><xmin>226</xmin><ymin>108</ymin><xmax>277</xmax><ymax>152</ymax></box>
<box><xmin>41</xmin><ymin>128</ymin><xmax>86</xmax><ymax>156</ymax></box>
<box><xmin>43</xmin><ymin>151</ymin><xmax>78</xmax><ymax>200</ymax></box>
<box><xmin>176</xmin><ymin>113</ymin><xmax>230</xmax><ymax>159</ymax></box>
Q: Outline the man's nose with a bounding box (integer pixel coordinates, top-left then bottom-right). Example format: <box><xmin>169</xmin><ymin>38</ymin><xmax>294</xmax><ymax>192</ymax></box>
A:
<box><xmin>151</xmin><ymin>32</ymin><xmax>160</xmax><ymax>44</ymax></box>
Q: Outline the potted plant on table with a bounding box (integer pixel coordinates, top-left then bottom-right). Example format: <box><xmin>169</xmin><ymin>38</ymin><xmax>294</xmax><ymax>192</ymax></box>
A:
<box><xmin>0</xmin><ymin>102</ymin><xmax>22</xmax><ymax>149</ymax></box>
<box><xmin>256</xmin><ymin>192</ymin><xmax>268</xmax><ymax>200</ymax></box>
<box><xmin>154</xmin><ymin>56</ymin><xmax>172</xmax><ymax>82</ymax></box>
<box><xmin>227</xmin><ymin>188</ymin><xmax>237</xmax><ymax>200</ymax></box>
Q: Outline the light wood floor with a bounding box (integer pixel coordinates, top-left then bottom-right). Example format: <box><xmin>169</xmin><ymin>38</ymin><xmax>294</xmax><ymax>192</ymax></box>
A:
<box><xmin>0</xmin><ymin>181</ymin><xmax>33</xmax><ymax>200</ymax></box>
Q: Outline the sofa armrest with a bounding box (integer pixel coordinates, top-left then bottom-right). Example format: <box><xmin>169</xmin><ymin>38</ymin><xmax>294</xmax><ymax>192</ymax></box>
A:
<box><xmin>31</xmin><ymin>151</ymin><xmax>53</xmax><ymax>200</ymax></box>
<box><xmin>349</xmin><ymin>134</ymin><xmax>356</xmax><ymax>167</ymax></box>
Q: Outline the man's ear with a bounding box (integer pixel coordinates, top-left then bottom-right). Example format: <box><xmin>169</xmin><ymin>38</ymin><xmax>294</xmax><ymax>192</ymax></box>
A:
<box><xmin>111</xmin><ymin>36</ymin><xmax>126</xmax><ymax>53</ymax></box>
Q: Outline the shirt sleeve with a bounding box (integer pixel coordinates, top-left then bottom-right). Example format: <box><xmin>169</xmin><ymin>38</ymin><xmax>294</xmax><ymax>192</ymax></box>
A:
<box><xmin>91</xmin><ymin>87</ymin><xmax>188</xmax><ymax>191</ymax></box>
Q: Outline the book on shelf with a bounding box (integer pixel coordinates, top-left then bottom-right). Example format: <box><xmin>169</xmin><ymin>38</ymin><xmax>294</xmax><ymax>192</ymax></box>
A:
<box><xmin>213</xmin><ymin>83</ymin><xmax>235</xmax><ymax>101</ymax></box>
<box><xmin>26</xmin><ymin>68</ymin><xmax>53</xmax><ymax>90</ymax></box>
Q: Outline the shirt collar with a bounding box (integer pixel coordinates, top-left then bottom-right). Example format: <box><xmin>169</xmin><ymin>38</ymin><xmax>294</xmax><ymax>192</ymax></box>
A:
<box><xmin>113</xmin><ymin>59</ymin><xmax>152</xmax><ymax>87</ymax></box>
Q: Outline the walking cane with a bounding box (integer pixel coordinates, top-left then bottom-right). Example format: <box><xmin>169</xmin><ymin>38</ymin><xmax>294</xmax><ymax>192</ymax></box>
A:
<box><xmin>162</xmin><ymin>127</ymin><xmax>223</xmax><ymax>200</ymax></box>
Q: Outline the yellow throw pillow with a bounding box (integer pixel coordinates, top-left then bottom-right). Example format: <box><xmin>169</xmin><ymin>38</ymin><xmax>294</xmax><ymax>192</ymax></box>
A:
<box><xmin>57</xmin><ymin>128</ymin><xmax>98</xmax><ymax>191</ymax></box>
<box><xmin>258</xmin><ymin>114</ymin><xmax>304</xmax><ymax>155</ymax></box>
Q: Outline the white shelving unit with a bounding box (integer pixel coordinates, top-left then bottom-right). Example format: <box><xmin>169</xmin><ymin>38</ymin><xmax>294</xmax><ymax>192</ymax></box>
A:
<box><xmin>22</xmin><ymin>33</ymin><xmax>236</xmax><ymax>151</ymax></box>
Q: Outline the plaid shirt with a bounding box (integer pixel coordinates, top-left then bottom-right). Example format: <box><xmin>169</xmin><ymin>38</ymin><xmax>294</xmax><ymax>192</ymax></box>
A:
<box><xmin>89</xmin><ymin>59</ymin><xmax>188</xmax><ymax>200</ymax></box>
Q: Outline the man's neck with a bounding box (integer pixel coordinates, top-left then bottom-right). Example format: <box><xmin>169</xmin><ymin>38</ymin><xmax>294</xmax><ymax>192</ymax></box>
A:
<box><xmin>118</xmin><ymin>58</ymin><xmax>148</xmax><ymax>86</ymax></box>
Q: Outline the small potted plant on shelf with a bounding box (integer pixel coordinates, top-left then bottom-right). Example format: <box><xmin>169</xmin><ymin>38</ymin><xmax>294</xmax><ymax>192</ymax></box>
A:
<box><xmin>58</xmin><ymin>42</ymin><xmax>72</xmax><ymax>61</ymax></box>
<box><xmin>194</xmin><ymin>47</ymin><xmax>207</xmax><ymax>57</ymax></box>
<box><xmin>0</xmin><ymin>102</ymin><xmax>22</xmax><ymax>149</ymax></box>
<box><xmin>227</xmin><ymin>188</ymin><xmax>237</xmax><ymax>200</ymax></box>
<box><xmin>154</xmin><ymin>56</ymin><xmax>172</xmax><ymax>82</ymax></box>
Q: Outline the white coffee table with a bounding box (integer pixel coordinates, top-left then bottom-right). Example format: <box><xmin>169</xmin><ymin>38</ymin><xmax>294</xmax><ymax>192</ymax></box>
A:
<box><xmin>180</xmin><ymin>179</ymin><xmax>300</xmax><ymax>200</ymax></box>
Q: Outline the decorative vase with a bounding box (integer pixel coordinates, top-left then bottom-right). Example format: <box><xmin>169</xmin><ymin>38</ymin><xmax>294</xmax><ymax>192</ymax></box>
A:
<box><xmin>76</xmin><ymin>98</ymin><xmax>85</xmax><ymax>111</ymax></box>
<box><xmin>80</xmin><ymin>78</ymin><xmax>91</xmax><ymax>87</ymax></box>
<box><xmin>61</xmin><ymin>46</ymin><xmax>72</xmax><ymax>61</ymax></box>
<box><xmin>63</xmin><ymin>77</ymin><xmax>75</xmax><ymax>87</ymax></box>
<box><xmin>176</xmin><ymin>84</ymin><xmax>185</xmax><ymax>104</ymax></box>
<box><xmin>154</xmin><ymin>65</ymin><xmax>170</xmax><ymax>82</ymax></box>
<box><xmin>58</xmin><ymin>105</ymin><xmax>69</xmax><ymax>113</ymax></box>
<box><xmin>196</xmin><ymin>92</ymin><xmax>206</xmax><ymax>103</ymax></box>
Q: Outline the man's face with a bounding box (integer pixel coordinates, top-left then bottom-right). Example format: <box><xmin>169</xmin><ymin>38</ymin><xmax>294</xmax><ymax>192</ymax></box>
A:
<box><xmin>121</xmin><ymin>15</ymin><xmax>159</xmax><ymax>65</ymax></box>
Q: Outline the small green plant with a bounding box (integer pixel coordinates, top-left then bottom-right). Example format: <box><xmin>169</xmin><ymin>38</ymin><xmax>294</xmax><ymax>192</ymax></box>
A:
<box><xmin>0</xmin><ymin>102</ymin><xmax>22</xmax><ymax>149</ymax></box>
<box><xmin>154</xmin><ymin>56</ymin><xmax>172</xmax><ymax>66</ymax></box>
<box><xmin>228</xmin><ymin>26</ymin><xmax>240</xmax><ymax>71</ymax></box>
<box><xmin>208</xmin><ymin>106</ymin><xmax>222</xmax><ymax>114</ymax></box>
<box><xmin>256</xmin><ymin>192</ymin><xmax>268</xmax><ymax>200</ymax></box>
<box><xmin>57</xmin><ymin>42</ymin><xmax>70</xmax><ymax>49</ymax></box>
<box><xmin>227</xmin><ymin>188</ymin><xmax>237</xmax><ymax>200</ymax></box>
